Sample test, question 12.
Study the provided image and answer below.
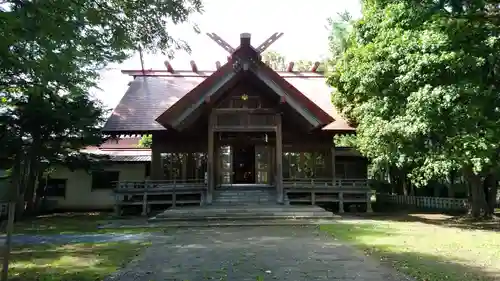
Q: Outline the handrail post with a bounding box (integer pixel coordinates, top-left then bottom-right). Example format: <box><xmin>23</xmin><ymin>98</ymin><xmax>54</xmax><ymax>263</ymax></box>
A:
<box><xmin>338</xmin><ymin>191</ymin><xmax>344</xmax><ymax>213</ymax></box>
<box><xmin>366</xmin><ymin>191</ymin><xmax>373</xmax><ymax>213</ymax></box>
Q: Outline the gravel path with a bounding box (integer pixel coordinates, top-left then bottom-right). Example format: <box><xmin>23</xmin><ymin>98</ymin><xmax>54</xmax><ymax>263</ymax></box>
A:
<box><xmin>104</xmin><ymin>225</ymin><xmax>412</xmax><ymax>281</ymax></box>
<box><xmin>0</xmin><ymin>233</ymin><xmax>161</xmax><ymax>245</ymax></box>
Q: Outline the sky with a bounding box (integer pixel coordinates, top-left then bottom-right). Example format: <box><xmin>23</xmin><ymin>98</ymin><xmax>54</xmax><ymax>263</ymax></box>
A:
<box><xmin>95</xmin><ymin>0</ymin><xmax>362</xmax><ymax>110</ymax></box>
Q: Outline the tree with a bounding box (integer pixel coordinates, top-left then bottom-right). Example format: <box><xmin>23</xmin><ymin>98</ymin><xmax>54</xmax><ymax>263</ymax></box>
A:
<box><xmin>261</xmin><ymin>51</ymin><xmax>325</xmax><ymax>72</ymax></box>
<box><xmin>326</xmin><ymin>10</ymin><xmax>354</xmax><ymax>66</ymax></box>
<box><xmin>0</xmin><ymin>0</ymin><xmax>202</xmax><ymax>278</ymax></box>
<box><xmin>138</xmin><ymin>135</ymin><xmax>153</xmax><ymax>148</ymax></box>
<box><xmin>0</xmin><ymin>0</ymin><xmax>202</xmax><ymax>215</ymax></box>
<box><xmin>261</xmin><ymin>51</ymin><xmax>287</xmax><ymax>71</ymax></box>
<box><xmin>328</xmin><ymin>0</ymin><xmax>500</xmax><ymax>218</ymax></box>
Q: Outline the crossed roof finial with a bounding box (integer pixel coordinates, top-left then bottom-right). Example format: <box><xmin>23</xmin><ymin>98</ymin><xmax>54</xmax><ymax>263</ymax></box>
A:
<box><xmin>206</xmin><ymin>32</ymin><xmax>284</xmax><ymax>54</ymax></box>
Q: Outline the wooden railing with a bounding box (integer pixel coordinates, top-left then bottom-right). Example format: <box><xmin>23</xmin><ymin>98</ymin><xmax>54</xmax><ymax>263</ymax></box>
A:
<box><xmin>214</xmin><ymin>112</ymin><xmax>276</xmax><ymax>131</ymax></box>
<box><xmin>282</xmin><ymin>178</ymin><xmax>369</xmax><ymax>190</ymax></box>
<box><xmin>376</xmin><ymin>194</ymin><xmax>470</xmax><ymax>211</ymax></box>
<box><xmin>282</xmin><ymin>178</ymin><xmax>372</xmax><ymax>212</ymax></box>
<box><xmin>113</xmin><ymin>179</ymin><xmax>207</xmax><ymax>216</ymax></box>
<box><xmin>115</xmin><ymin>179</ymin><xmax>206</xmax><ymax>191</ymax></box>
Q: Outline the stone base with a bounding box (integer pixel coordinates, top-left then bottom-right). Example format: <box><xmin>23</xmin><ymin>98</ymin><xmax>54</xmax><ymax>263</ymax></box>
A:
<box><xmin>149</xmin><ymin>205</ymin><xmax>335</xmax><ymax>222</ymax></box>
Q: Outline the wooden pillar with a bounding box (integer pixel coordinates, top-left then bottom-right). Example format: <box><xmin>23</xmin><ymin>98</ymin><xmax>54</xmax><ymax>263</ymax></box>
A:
<box><xmin>207</xmin><ymin>114</ymin><xmax>215</xmax><ymax>204</ymax></box>
<box><xmin>275</xmin><ymin>115</ymin><xmax>283</xmax><ymax>204</ymax></box>
<box><xmin>214</xmin><ymin>136</ymin><xmax>220</xmax><ymax>186</ymax></box>
<box><xmin>151</xmin><ymin>135</ymin><xmax>163</xmax><ymax>180</ymax></box>
<box><xmin>339</xmin><ymin>191</ymin><xmax>344</xmax><ymax>213</ymax></box>
<box><xmin>331</xmin><ymin>144</ymin><xmax>336</xmax><ymax>187</ymax></box>
<box><xmin>181</xmin><ymin>153</ymin><xmax>187</xmax><ymax>181</ymax></box>
<box><xmin>367</xmin><ymin>191</ymin><xmax>373</xmax><ymax>213</ymax></box>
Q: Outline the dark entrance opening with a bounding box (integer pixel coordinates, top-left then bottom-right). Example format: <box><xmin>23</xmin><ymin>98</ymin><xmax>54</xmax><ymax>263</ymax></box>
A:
<box><xmin>232</xmin><ymin>144</ymin><xmax>255</xmax><ymax>184</ymax></box>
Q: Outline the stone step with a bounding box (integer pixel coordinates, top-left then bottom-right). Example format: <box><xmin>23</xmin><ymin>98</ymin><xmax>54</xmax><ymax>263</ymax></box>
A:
<box><xmin>100</xmin><ymin>218</ymin><xmax>340</xmax><ymax>229</ymax></box>
<box><xmin>156</xmin><ymin>209</ymin><xmax>331</xmax><ymax>215</ymax></box>
<box><xmin>155</xmin><ymin>210</ymin><xmax>332</xmax><ymax>217</ymax></box>
<box><xmin>216</xmin><ymin>196</ymin><xmax>276</xmax><ymax>200</ymax></box>
<box><xmin>215</xmin><ymin>191</ymin><xmax>273</xmax><ymax>194</ymax></box>
<box><xmin>214</xmin><ymin>198</ymin><xmax>276</xmax><ymax>203</ymax></box>
<box><xmin>150</xmin><ymin>214</ymin><xmax>335</xmax><ymax>222</ymax></box>
<box><xmin>162</xmin><ymin>206</ymin><xmax>328</xmax><ymax>213</ymax></box>
<box><xmin>215</xmin><ymin>195</ymin><xmax>275</xmax><ymax>198</ymax></box>
<box><xmin>151</xmin><ymin>205</ymin><xmax>334</xmax><ymax>222</ymax></box>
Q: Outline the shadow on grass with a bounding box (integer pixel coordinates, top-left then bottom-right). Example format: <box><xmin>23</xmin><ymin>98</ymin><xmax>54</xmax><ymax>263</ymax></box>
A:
<box><xmin>9</xmin><ymin>241</ymin><xmax>149</xmax><ymax>281</ymax></box>
<box><xmin>321</xmin><ymin>223</ymin><xmax>500</xmax><ymax>281</ymax></box>
<box><xmin>355</xmin><ymin>204</ymin><xmax>500</xmax><ymax>232</ymax></box>
<box><xmin>7</xmin><ymin>211</ymin><xmax>151</xmax><ymax>235</ymax></box>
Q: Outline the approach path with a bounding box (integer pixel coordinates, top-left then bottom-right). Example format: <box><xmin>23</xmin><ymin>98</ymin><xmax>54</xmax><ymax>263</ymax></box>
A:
<box><xmin>104</xmin><ymin>225</ymin><xmax>412</xmax><ymax>281</ymax></box>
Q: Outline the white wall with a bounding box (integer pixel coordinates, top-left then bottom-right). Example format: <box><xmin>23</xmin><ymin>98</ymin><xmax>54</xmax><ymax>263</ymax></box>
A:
<box><xmin>46</xmin><ymin>163</ymin><xmax>146</xmax><ymax>210</ymax></box>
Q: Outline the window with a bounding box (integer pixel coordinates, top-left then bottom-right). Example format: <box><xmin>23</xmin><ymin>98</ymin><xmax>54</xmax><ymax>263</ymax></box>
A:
<box><xmin>43</xmin><ymin>178</ymin><xmax>67</xmax><ymax>197</ymax></box>
<box><xmin>91</xmin><ymin>171</ymin><xmax>119</xmax><ymax>190</ymax></box>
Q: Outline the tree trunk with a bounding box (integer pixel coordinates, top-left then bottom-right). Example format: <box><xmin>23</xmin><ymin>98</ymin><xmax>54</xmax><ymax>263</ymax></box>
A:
<box><xmin>34</xmin><ymin>170</ymin><xmax>46</xmax><ymax>213</ymax></box>
<box><xmin>22</xmin><ymin>140</ymin><xmax>41</xmax><ymax>216</ymax></box>
<box><xmin>487</xmin><ymin>184</ymin><xmax>498</xmax><ymax>216</ymax></box>
<box><xmin>483</xmin><ymin>172</ymin><xmax>498</xmax><ymax>217</ymax></box>
<box><xmin>1</xmin><ymin>202</ymin><xmax>16</xmax><ymax>281</ymax></box>
<box><xmin>402</xmin><ymin>178</ymin><xmax>408</xmax><ymax>196</ymax></box>
<box><xmin>14</xmin><ymin>154</ymin><xmax>30</xmax><ymax>220</ymax></box>
<box><xmin>467</xmin><ymin>171</ymin><xmax>489</xmax><ymax>218</ymax></box>
<box><xmin>447</xmin><ymin>170</ymin><xmax>455</xmax><ymax>198</ymax></box>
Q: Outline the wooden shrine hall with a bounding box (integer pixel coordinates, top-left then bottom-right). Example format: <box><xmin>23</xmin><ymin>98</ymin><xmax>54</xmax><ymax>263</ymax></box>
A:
<box><xmin>103</xmin><ymin>32</ymin><xmax>371</xmax><ymax>215</ymax></box>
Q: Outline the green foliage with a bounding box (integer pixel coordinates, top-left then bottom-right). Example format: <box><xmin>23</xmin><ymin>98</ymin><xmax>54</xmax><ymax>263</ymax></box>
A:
<box><xmin>262</xmin><ymin>51</ymin><xmax>286</xmax><ymax>71</ymax></box>
<box><xmin>261</xmin><ymin>51</ymin><xmax>326</xmax><ymax>72</ymax></box>
<box><xmin>328</xmin><ymin>0</ymin><xmax>500</xmax><ymax>216</ymax></box>
<box><xmin>0</xmin><ymin>0</ymin><xmax>203</xmax><ymax>214</ymax></box>
<box><xmin>138</xmin><ymin>135</ymin><xmax>152</xmax><ymax>148</ymax></box>
<box><xmin>329</xmin><ymin>0</ymin><xmax>500</xmax><ymax>179</ymax></box>
<box><xmin>334</xmin><ymin>134</ymin><xmax>357</xmax><ymax>147</ymax></box>
<box><xmin>326</xmin><ymin>10</ymin><xmax>354</xmax><ymax>65</ymax></box>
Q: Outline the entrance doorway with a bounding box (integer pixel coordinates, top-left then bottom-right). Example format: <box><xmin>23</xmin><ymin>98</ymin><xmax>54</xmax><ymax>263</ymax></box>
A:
<box><xmin>232</xmin><ymin>144</ymin><xmax>255</xmax><ymax>184</ymax></box>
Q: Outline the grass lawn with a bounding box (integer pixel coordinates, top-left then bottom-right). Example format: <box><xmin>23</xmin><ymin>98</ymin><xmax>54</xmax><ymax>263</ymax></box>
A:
<box><xmin>0</xmin><ymin>212</ymin><xmax>158</xmax><ymax>280</ymax></box>
<box><xmin>9</xmin><ymin>241</ymin><xmax>150</xmax><ymax>281</ymax></box>
<box><xmin>11</xmin><ymin>212</ymin><xmax>157</xmax><ymax>235</ymax></box>
<box><xmin>321</xmin><ymin>217</ymin><xmax>500</xmax><ymax>281</ymax></box>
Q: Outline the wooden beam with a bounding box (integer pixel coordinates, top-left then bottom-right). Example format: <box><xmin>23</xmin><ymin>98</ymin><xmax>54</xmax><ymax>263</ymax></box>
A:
<box><xmin>311</xmin><ymin>61</ymin><xmax>320</xmax><ymax>72</ymax></box>
<box><xmin>206</xmin><ymin>32</ymin><xmax>236</xmax><ymax>53</ymax></box>
<box><xmin>256</xmin><ymin>32</ymin><xmax>284</xmax><ymax>53</ymax></box>
<box><xmin>150</xmin><ymin>135</ymin><xmax>163</xmax><ymax>180</ymax></box>
<box><xmin>287</xmin><ymin>61</ymin><xmax>294</xmax><ymax>72</ymax></box>
<box><xmin>171</xmin><ymin>71</ymin><xmax>237</xmax><ymax>129</ymax></box>
<box><xmin>164</xmin><ymin>61</ymin><xmax>174</xmax><ymax>73</ymax></box>
<box><xmin>252</xmin><ymin>68</ymin><xmax>321</xmax><ymax>128</ymax></box>
<box><xmin>207</xmin><ymin>113</ymin><xmax>215</xmax><ymax>204</ymax></box>
<box><xmin>215</xmin><ymin>61</ymin><xmax>221</xmax><ymax>70</ymax></box>
<box><xmin>275</xmin><ymin>114</ymin><xmax>284</xmax><ymax>204</ymax></box>
<box><xmin>190</xmin><ymin>60</ymin><xmax>198</xmax><ymax>72</ymax></box>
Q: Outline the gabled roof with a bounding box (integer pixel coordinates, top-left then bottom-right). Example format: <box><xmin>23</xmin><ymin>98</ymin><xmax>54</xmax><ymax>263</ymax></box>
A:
<box><xmin>103</xmin><ymin>71</ymin><xmax>355</xmax><ymax>133</ymax></box>
<box><xmin>155</xmin><ymin>42</ymin><xmax>335</xmax><ymax>130</ymax></box>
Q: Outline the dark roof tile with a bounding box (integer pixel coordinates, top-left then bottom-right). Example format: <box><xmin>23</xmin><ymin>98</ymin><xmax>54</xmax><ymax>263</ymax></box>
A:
<box><xmin>103</xmin><ymin>73</ymin><xmax>354</xmax><ymax>132</ymax></box>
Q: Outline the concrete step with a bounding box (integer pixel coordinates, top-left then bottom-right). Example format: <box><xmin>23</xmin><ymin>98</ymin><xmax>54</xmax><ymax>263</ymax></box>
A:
<box><xmin>155</xmin><ymin>210</ymin><xmax>332</xmax><ymax>216</ymax></box>
<box><xmin>150</xmin><ymin>214</ymin><xmax>335</xmax><ymax>222</ymax></box>
<box><xmin>150</xmin><ymin>205</ymin><xmax>334</xmax><ymax>222</ymax></box>
<box><xmin>101</xmin><ymin>218</ymin><xmax>340</xmax><ymax>229</ymax></box>
<box><xmin>162</xmin><ymin>205</ymin><xmax>328</xmax><ymax>212</ymax></box>
<box><xmin>214</xmin><ymin>198</ymin><xmax>275</xmax><ymax>202</ymax></box>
